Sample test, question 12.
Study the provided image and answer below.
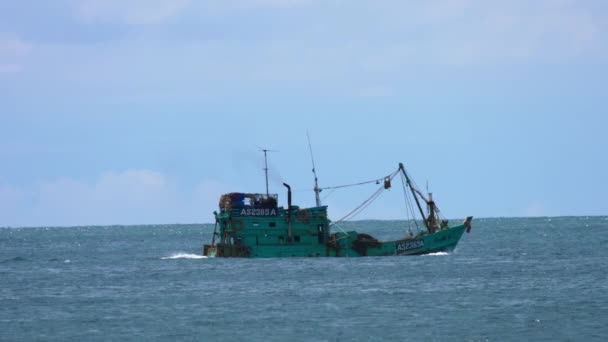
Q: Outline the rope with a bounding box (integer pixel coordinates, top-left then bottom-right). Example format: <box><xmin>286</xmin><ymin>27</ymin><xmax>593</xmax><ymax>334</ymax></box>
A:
<box><xmin>323</xmin><ymin>165</ymin><xmax>441</xmax><ymax>234</ymax></box>
<box><xmin>401</xmin><ymin>173</ymin><xmax>420</xmax><ymax>232</ymax></box>
<box><xmin>400</xmin><ymin>173</ymin><xmax>412</xmax><ymax>232</ymax></box>
<box><xmin>331</xmin><ymin>170</ymin><xmax>399</xmax><ymax>224</ymax></box>
<box><xmin>292</xmin><ymin>177</ymin><xmax>383</xmax><ymax>193</ymax></box>
<box><xmin>333</xmin><ymin>186</ymin><xmax>385</xmax><ymax>224</ymax></box>
<box><xmin>319</xmin><ymin>177</ymin><xmax>387</xmax><ymax>191</ymax></box>
<box><xmin>408</xmin><ymin>173</ymin><xmax>446</xmax><ymax>222</ymax></box>
<box><xmin>321</xmin><ymin>188</ymin><xmax>337</xmax><ymax>201</ymax></box>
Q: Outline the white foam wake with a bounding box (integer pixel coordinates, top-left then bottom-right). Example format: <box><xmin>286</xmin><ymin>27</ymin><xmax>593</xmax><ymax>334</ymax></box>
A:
<box><xmin>424</xmin><ymin>252</ymin><xmax>449</xmax><ymax>256</ymax></box>
<box><xmin>161</xmin><ymin>253</ymin><xmax>207</xmax><ymax>260</ymax></box>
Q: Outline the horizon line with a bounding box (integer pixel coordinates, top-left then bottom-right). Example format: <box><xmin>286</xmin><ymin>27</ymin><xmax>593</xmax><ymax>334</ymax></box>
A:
<box><xmin>2</xmin><ymin>214</ymin><xmax>606</xmax><ymax>229</ymax></box>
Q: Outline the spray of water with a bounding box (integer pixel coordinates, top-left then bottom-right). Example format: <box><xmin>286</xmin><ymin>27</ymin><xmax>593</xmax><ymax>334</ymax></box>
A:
<box><xmin>423</xmin><ymin>252</ymin><xmax>449</xmax><ymax>256</ymax></box>
<box><xmin>161</xmin><ymin>253</ymin><xmax>207</xmax><ymax>259</ymax></box>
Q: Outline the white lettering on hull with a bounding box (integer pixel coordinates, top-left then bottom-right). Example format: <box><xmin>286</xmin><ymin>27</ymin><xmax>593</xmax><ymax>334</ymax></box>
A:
<box><xmin>395</xmin><ymin>239</ymin><xmax>424</xmax><ymax>254</ymax></box>
<box><xmin>240</xmin><ymin>208</ymin><xmax>277</xmax><ymax>216</ymax></box>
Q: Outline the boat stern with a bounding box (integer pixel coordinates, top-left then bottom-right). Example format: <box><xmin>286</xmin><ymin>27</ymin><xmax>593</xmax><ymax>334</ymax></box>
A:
<box><xmin>203</xmin><ymin>245</ymin><xmax>217</xmax><ymax>258</ymax></box>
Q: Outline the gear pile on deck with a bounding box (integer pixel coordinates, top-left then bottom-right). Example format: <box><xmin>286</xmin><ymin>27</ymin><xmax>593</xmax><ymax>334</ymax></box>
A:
<box><xmin>203</xmin><ymin>160</ymin><xmax>472</xmax><ymax>258</ymax></box>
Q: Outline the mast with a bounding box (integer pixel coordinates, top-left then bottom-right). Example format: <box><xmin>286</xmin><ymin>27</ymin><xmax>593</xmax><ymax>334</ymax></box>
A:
<box><xmin>399</xmin><ymin>163</ymin><xmax>430</xmax><ymax>231</ymax></box>
<box><xmin>259</xmin><ymin>147</ymin><xmax>277</xmax><ymax>196</ymax></box>
<box><xmin>307</xmin><ymin>132</ymin><xmax>321</xmax><ymax>207</ymax></box>
<box><xmin>427</xmin><ymin>192</ymin><xmax>436</xmax><ymax>230</ymax></box>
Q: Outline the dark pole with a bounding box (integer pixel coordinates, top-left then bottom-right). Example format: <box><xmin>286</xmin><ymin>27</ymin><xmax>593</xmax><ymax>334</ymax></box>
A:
<box><xmin>263</xmin><ymin>150</ymin><xmax>269</xmax><ymax>196</ymax></box>
<box><xmin>283</xmin><ymin>183</ymin><xmax>292</xmax><ymax>241</ymax></box>
<box><xmin>211</xmin><ymin>217</ymin><xmax>218</xmax><ymax>246</ymax></box>
<box><xmin>400</xmin><ymin>163</ymin><xmax>430</xmax><ymax>231</ymax></box>
<box><xmin>258</xmin><ymin>147</ymin><xmax>277</xmax><ymax>197</ymax></box>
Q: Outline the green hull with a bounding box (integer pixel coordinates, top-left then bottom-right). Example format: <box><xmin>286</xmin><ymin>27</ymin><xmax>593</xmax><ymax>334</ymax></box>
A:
<box><xmin>357</xmin><ymin>224</ymin><xmax>466</xmax><ymax>257</ymax></box>
<box><xmin>203</xmin><ymin>204</ymin><xmax>468</xmax><ymax>258</ymax></box>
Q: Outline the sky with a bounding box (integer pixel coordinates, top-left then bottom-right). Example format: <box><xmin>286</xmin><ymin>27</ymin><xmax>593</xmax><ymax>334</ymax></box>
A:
<box><xmin>1</xmin><ymin>0</ymin><xmax>607</xmax><ymax>227</ymax></box>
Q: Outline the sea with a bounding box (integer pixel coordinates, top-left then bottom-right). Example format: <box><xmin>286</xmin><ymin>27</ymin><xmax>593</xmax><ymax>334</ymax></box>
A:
<box><xmin>1</xmin><ymin>217</ymin><xmax>607</xmax><ymax>341</ymax></box>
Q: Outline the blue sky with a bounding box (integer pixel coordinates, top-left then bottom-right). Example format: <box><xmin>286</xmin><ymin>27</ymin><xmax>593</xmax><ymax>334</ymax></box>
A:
<box><xmin>1</xmin><ymin>0</ymin><xmax>607</xmax><ymax>226</ymax></box>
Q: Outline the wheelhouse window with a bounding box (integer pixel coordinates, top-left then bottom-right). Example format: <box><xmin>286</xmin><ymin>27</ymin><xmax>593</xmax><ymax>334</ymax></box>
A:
<box><xmin>317</xmin><ymin>224</ymin><xmax>325</xmax><ymax>243</ymax></box>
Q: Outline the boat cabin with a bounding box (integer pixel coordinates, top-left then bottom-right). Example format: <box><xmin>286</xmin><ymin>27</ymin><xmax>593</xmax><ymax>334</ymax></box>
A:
<box><xmin>207</xmin><ymin>188</ymin><xmax>332</xmax><ymax>257</ymax></box>
<box><xmin>219</xmin><ymin>192</ymin><xmax>278</xmax><ymax>212</ymax></box>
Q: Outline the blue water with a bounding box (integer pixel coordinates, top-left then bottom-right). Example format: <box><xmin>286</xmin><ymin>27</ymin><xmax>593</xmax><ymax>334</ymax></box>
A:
<box><xmin>1</xmin><ymin>217</ymin><xmax>607</xmax><ymax>341</ymax></box>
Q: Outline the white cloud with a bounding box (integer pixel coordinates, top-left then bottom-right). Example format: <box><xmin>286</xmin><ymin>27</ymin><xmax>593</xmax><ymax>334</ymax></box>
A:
<box><xmin>252</xmin><ymin>0</ymin><xmax>311</xmax><ymax>6</ymax></box>
<box><xmin>201</xmin><ymin>0</ymin><xmax>312</xmax><ymax>12</ymax></box>
<box><xmin>357</xmin><ymin>0</ymin><xmax>606</xmax><ymax>67</ymax></box>
<box><xmin>71</xmin><ymin>0</ymin><xmax>312</xmax><ymax>24</ymax></box>
<box><xmin>0</xmin><ymin>36</ymin><xmax>31</xmax><ymax>56</ymax></box>
<box><xmin>73</xmin><ymin>0</ymin><xmax>192</xmax><ymax>25</ymax></box>
<box><xmin>52</xmin><ymin>1</ymin><xmax>605</xmax><ymax>79</ymax></box>
<box><xmin>0</xmin><ymin>35</ymin><xmax>31</xmax><ymax>74</ymax></box>
<box><xmin>0</xmin><ymin>170</ymin><xmax>231</xmax><ymax>227</ymax></box>
<box><xmin>8</xmin><ymin>1</ymin><xmax>608</xmax><ymax>98</ymax></box>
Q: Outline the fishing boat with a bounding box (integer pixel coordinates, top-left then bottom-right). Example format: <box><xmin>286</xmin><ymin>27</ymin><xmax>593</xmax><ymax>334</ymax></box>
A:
<box><xmin>203</xmin><ymin>150</ymin><xmax>472</xmax><ymax>258</ymax></box>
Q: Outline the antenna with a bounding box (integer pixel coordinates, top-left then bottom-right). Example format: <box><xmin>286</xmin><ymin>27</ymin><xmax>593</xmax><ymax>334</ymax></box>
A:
<box><xmin>306</xmin><ymin>132</ymin><xmax>322</xmax><ymax>207</ymax></box>
<box><xmin>258</xmin><ymin>147</ymin><xmax>278</xmax><ymax>196</ymax></box>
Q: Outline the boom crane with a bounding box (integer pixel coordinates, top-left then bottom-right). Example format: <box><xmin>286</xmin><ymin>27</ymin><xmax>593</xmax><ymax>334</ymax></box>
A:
<box><xmin>307</xmin><ymin>132</ymin><xmax>322</xmax><ymax>207</ymax></box>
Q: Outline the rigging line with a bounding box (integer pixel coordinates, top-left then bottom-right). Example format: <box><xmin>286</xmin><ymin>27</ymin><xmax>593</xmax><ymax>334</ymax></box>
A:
<box><xmin>345</xmin><ymin>188</ymin><xmax>384</xmax><ymax>220</ymax></box>
<box><xmin>322</xmin><ymin>188</ymin><xmax>337</xmax><ymax>201</ymax></box>
<box><xmin>406</xmin><ymin>172</ymin><xmax>428</xmax><ymax>203</ymax></box>
<box><xmin>401</xmin><ymin>174</ymin><xmax>412</xmax><ymax>230</ymax></box>
<box><xmin>331</xmin><ymin>222</ymin><xmax>355</xmax><ymax>241</ymax></box>
<box><xmin>333</xmin><ymin>183</ymin><xmax>384</xmax><ymax>224</ymax></box>
<box><xmin>406</xmin><ymin>185</ymin><xmax>418</xmax><ymax>231</ymax></box>
<box><xmin>401</xmin><ymin>173</ymin><xmax>420</xmax><ymax>231</ymax></box>
<box><xmin>306</xmin><ymin>131</ymin><xmax>318</xmax><ymax>175</ymax></box>
<box><xmin>292</xmin><ymin>185</ymin><xmax>372</xmax><ymax>197</ymax></box>
<box><xmin>339</xmin><ymin>189</ymin><xmax>383</xmax><ymax>222</ymax></box>
<box><xmin>335</xmin><ymin>187</ymin><xmax>385</xmax><ymax>223</ymax></box>
<box><xmin>306</xmin><ymin>131</ymin><xmax>322</xmax><ymax>207</ymax></box>
<box><xmin>384</xmin><ymin>170</ymin><xmax>412</xmax><ymax>233</ymax></box>
<box><xmin>332</xmin><ymin>169</ymin><xmax>399</xmax><ymax>224</ymax></box>
<box><xmin>408</xmin><ymin>193</ymin><xmax>420</xmax><ymax>231</ymax></box>
<box><xmin>409</xmin><ymin>175</ymin><xmax>437</xmax><ymax>212</ymax></box>
<box><xmin>399</xmin><ymin>173</ymin><xmax>412</xmax><ymax>233</ymax></box>
<box><xmin>294</xmin><ymin>175</ymin><xmax>389</xmax><ymax>193</ymax></box>
<box><xmin>319</xmin><ymin>177</ymin><xmax>387</xmax><ymax>191</ymax></box>
<box><xmin>409</xmin><ymin>173</ymin><xmax>445</xmax><ymax>221</ymax></box>
<box><xmin>399</xmin><ymin>173</ymin><xmax>409</xmax><ymax>217</ymax></box>
<box><xmin>289</xmin><ymin>188</ymin><xmax>336</xmax><ymax>200</ymax></box>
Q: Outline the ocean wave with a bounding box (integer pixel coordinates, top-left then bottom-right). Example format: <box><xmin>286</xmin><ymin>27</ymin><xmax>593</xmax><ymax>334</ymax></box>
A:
<box><xmin>423</xmin><ymin>252</ymin><xmax>449</xmax><ymax>256</ymax></box>
<box><xmin>161</xmin><ymin>253</ymin><xmax>207</xmax><ymax>260</ymax></box>
<box><xmin>1</xmin><ymin>256</ymin><xmax>28</xmax><ymax>263</ymax></box>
